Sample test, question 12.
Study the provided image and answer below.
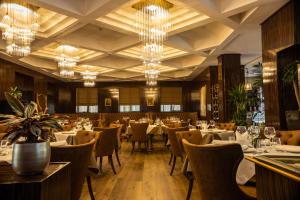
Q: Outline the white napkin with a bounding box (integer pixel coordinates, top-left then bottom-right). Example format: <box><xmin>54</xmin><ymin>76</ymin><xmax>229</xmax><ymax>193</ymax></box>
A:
<box><xmin>50</xmin><ymin>141</ymin><xmax>67</xmax><ymax>147</ymax></box>
<box><xmin>274</xmin><ymin>145</ymin><xmax>300</xmax><ymax>153</ymax></box>
<box><xmin>235</xmin><ymin>131</ymin><xmax>250</xmax><ymax>145</ymax></box>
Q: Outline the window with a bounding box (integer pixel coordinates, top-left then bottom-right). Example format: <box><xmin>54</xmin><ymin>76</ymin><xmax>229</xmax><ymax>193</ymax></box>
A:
<box><xmin>120</xmin><ymin>105</ymin><xmax>140</xmax><ymax>112</ymax></box>
<box><xmin>76</xmin><ymin>105</ymin><xmax>98</xmax><ymax>113</ymax></box>
<box><xmin>161</xmin><ymin>104</ymin><xmax>181</xmax><ymax>112</ymax></box>
<box><xmin>76</xmin><ymin>88</ymin><xmax>98</xmax><ymax>113</ymax></box>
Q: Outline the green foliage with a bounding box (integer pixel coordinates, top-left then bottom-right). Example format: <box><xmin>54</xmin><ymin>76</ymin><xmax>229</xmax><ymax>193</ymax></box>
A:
<box><xmin>282</xmin><ymin>60</ymin><xmax>300</xmax><ymax>85</ymax></box>
<box><xmin>228</xmin><ymin>84</ymin><xmax>249</xmax><ymax>126</ymax></box>
<box><xmin>0</xmin><ymin>93</ymin><xmax>62</xmax><ymax>144</ymax></box>
<box><xmin>8</xmin><ymin>86</ymin><xmax>22</xmax><ymax>100</ymax></box>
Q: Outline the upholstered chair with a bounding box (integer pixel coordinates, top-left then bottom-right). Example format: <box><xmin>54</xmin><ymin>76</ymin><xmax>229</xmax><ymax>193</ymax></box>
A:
<box><xmin>50</xmin><ymin>140</ymin><xmax>95</xmax><ymax>200</ymax></box>
<box><xmin>166</xmin><ymin>126</ymin><xmax>189</xmax><ymax>175</ymax></box>
<box><xmin>277</xmin><ymin>130</ymin><xmax>300</xmax><ymax>145</ymax></box>
<box><xmin>180</xmin><ymin>121</ymin><xmax>189</xmax><ymax>127</ymax></box>
<box><xmin>183</xmin><ymin>140</ymin><xmax>256</xmax><ymax>200</ymax></box>
<box><xmin>93</xmin><ymin>127</ymin><xmax>119</xmax><ymax>174</ymax></box>
<box><xmin>176</xmin><ymin>131</ymin><xmax>213</xmax><ymax>200</ymax></box>
<box><xmin>62</xmin><ymin>124</ymin><xmax>73</xmax><ymax>131</ymax></box>
<box><xmin>130</xmin><ymin>122</ymin><xmax>149</xmax><ymax>153</ymax></box>
<box><xmin>216</xmin><ymin>122</ymin><xmax>236</xmax><ymax>131</ymax></box>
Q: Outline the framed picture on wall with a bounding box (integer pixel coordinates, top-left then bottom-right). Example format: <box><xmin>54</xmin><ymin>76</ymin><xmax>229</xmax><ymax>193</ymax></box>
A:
<box><xmin>146</xmin><ymin>96</ymin><xmax>155</xmax><ymax>106</ymax></box>
<box><xmin>105</xmin><ymin>98</ymin><xmax>112</xmax><ymax>107</ymax></box>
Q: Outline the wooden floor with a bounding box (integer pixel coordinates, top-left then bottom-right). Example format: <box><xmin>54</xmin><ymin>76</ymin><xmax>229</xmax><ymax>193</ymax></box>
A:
<box><xmin>80</xmin><ymin>139</ymin><xmax>200</xmax><ymax>200</ymax></box>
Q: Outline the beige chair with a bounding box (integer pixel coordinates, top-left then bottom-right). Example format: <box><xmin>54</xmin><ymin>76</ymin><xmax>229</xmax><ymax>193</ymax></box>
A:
<box><xmin>93</xmin><ymin>127</ymin><xmax>119</xmax><ymax>174</ymax></box>
<box><xmin>50</xmin><ymin>140</ymin><xmax>95</xmax><ymax>200</ymax></box>
<box><xmin>277</xmin><ymin>130</ymin><xmax>300</xmax><ymax>145</ymax></box>
<box><xmin>183</xmin><ymin>140</ymin><xmax>256</xmax><ymax>200</ymax></box>
<box><xmin>166</xmin><ymin>126</ymin><xmax>189</xmax><ymax>175</ymax></box>
<box><xmin>130</xmin><ymin>122</ymin><xmax>149</xmax><ymax>153</ymax></box>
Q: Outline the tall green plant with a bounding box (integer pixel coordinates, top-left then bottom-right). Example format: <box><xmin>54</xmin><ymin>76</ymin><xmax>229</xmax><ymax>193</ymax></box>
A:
<box><xmin>228</xmin><ymin>84</ymin><xmax>248</xmax><ymax>125</ymax></box>
<box><xmin>282</xmin><ymin>60</ymin><xmax>300</xmax><ymax>110</ymax></box>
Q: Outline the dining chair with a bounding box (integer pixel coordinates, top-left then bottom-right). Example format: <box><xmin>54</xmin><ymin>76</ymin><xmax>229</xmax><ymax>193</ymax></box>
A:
<box><xmin>277</xmin><ymin>130</ymin><xmax>300</xmax><ymax>145</ymax></box>
<box><xmin>75</xmin><ymin>131</ymin><xmax>100</xmax><ymax>200</ymax></box>
<box><xmin>166</xmin><ymin>126</ymin><xmax>189</xmax><ymax>175</ymax></box>
<box><xmin>176</xmin><ymin>132</ymin><xmax>213</xmax><ymax>200</ymax></box>
<box><xmin>130</xmin><ymin>122</ymin><xmax>149</xmax><ymax>153</ymax></box>
<box><xmin>182</xmin><ymin>140</ymin><xmax>256</xmax><ymax>200</ymax></box>
<box><xmin>93</xmin><ymin>127</ymin><xmax>119</xmax><ymax>174</ymax></box>
<box><xmin>50</xmin><ymin>140</ymin><xmax>95</xmax><ymax>200</ymax></box>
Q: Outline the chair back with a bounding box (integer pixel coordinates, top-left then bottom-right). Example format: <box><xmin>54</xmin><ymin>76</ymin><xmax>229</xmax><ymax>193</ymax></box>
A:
<box><xmin>131</xmin><ymin>123</ymin><xmax>149</xmax><ymax>142</ymax></box>
<box><xmin>183</xmin><ymin>140</ymin><xmax>253</xmax><ymax>200</ymax></box>
<box><xmin>180</xmin><ymin>121</ymin><xmax>189</xmax><ymax>127</ymax></box>
<box><xmin>93</xmin><ymin>127</ymin><xmax>118</xmax><ymax>156</ymax></box>
<box><xmin>216</xmin><ymin>122</ymin><xmax>236</xmax><ymax>131</ymax></box>
<box><xmin>62</xmin><ymin>124</ymin><xmax>73</xmax><ymax>131</ymax></box>
<box><xmin>277</xmin><ymin>130</ymin><xmax>300</xmax><ymax>146</ymax></box>
<box><xmin>50</xmin><ymin>140</ymin><xmax>95</xmax><ymax>200</ymax></box>
<box><xmin>167</xmin><ymin>126</ymin><xmax>189</xmax><ymax>157</ymax></box>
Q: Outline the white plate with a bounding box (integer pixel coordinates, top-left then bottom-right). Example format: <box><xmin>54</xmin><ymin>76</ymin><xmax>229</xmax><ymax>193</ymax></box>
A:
<box><xmin>274</xmin><ymin>145</ymin><xmax>300</xmax><ymax>153</ymax></box>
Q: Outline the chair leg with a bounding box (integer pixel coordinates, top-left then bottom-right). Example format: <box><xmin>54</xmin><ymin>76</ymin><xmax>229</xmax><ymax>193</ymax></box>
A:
<box><xmin>131</xmin><ymin>141</ymin><xmax>135</xmax><ymax>153</ymax></box>
<box><xmin>108</xmin><ymin>155</ymin><xmax>117</xmax><ymax>174</ymax></box>
<box><xmin>115</xmin><ymin>148</ymin><xmax>121</xmax><ymax>166</ymax></box>
<box><xmin>186</xmin><ymin>173</ymin><xmax>194</xmax><ymax>200</ymax></box>
<box><xmin>99</xmin><ymin>156</ymin><xmax>103</xmax><ymax>173</ymax></box>
<box><xmin>86</xmin><ymin>176</ymin><xmax>95</xmax><ymax>200</ymax></box>
<box><xmin>169</xmin><ymin>153</ymin><xmax>173</xmax><ymax>165</ymax></box>
<box><xmin>165</xmin><ymin>134</ymin><xmax>168</xmax><ymax>147</ymax></box>
<box><xmin>170</xmin><ymin>156</ymin><xmax>177</xmax><ymax>176</ymax></box>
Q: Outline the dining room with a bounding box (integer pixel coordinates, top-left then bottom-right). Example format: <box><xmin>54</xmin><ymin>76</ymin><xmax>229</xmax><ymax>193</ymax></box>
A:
<box><xmin>0</xmin><ymin>0</ymin><xmax>300</xmax><ymax>200</ymax></box>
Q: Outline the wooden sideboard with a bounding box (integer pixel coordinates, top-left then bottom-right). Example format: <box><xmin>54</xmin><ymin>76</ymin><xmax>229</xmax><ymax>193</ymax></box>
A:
<box><xmin>0</xmin><ymin>162</ymin><xmax>70</xmax><ymax>200</ymax></box>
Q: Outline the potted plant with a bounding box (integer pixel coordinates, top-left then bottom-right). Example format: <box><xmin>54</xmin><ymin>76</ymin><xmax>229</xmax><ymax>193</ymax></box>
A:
<box><xmin>282</xmin><ymin>60</ymin><xmax>300</xmax><ymax>130</ymax></box>
<box><xmin>0</xmin><ymin>92</ymin><xmax>62</xmax><ymax>175</ymax></box>
<box><xmin>228</xmin><ymin>84</ymin><xmax>249</xmax><ymax>126</ymax></box>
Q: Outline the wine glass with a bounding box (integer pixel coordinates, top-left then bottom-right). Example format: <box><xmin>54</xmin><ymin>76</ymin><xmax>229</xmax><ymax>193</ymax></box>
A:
<box><xmin>264</xmin><ymin>127</ymin><xmax>276</xmax><ymax>141</ymax></box>
<box><xmin>236</xmin><ymin>126</ymin><xmax>247</xmax><ymax>134</ymax></box>
<box><xmin>256</xmin><ymin>139</ymin><xmax>266</xmax><ymax>153</ymax></box>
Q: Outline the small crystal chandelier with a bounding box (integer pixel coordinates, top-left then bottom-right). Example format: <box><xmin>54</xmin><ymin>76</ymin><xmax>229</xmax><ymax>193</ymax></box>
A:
<box><xmin>0</xmin><ymin>0</ymin><xmax>39</xmax><ymax>56</ymax></box>
<box><xmin>55</xmin><ymin>44</ymin><xmax>79</xmax><ymax>77</ymax></box>
<box><xmin>81</xmin><ymin>66</ymin><xmax>98</xmax><ymax>87</ymax></box>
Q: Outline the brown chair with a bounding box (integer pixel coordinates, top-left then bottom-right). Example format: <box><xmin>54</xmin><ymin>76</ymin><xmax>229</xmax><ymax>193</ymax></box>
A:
<box><xmin>62</xmin><ymin>124</ymin><xmax>73</xmax><ymax>131</ymax></box>
<box><xmin>166</xmin><ymin>126</ymin><xmax>189</xmax><ymax>175</ymax></box>
<box><xmin>180</xmin><ymin>121</ymin><xmax>189</xmax><ymax>127</ymax></box>
<box><xmin>130</xmin><ymin>122</ymin><xmax>149</xmax><ymax>153</ymax></box>
<box><xmin>277</xmin><ymin>130</ymin><xmax>300</xmax><ymax>145</ymax></box>
<box><xmin>176</xmin><ymin>131</ymin><xmax>213</xmax><ymax>200</ymax></box>
<box><xmin>183</xmin><ymin>140</ymin><xmax>256</xmax><ymax>200</ymax></box>
<box><xmin>50</xmin><ymin>140</ymin><xmax>95</xmax><ymax>200</ymax></box>
<box><xmin>93</xmin><ymin>127</ymin><xmax>119</xmax><ymax>174</ymax></box>
<box><xmin>216</xmin><ymin>122</ymin><xmax>236</xmax><ymax>131</ymax></box>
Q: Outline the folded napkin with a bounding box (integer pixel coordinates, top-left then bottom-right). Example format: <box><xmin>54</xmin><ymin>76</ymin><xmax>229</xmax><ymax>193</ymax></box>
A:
<box><xmin>274</xmin><ymin>145</ymin><xmax>300</xmax><ymax>153</ymax></box>
<box><xmin>50</xmin><ymin>141</ymin><xmax>67</xmax><ymax>147</ymax></box>
<box><xmin>235</xmin><ymin>131</ymin><xmax>250</xmax><ymax>145</ymax></box>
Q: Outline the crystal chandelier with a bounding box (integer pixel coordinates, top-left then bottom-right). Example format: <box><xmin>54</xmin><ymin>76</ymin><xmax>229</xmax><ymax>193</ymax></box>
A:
<box><xmin>133</xmin><ymin>0</ymin><xmax>172</xmax><ymax>45</ymax></box>
<box><xmin>55</xmin><ymin>44</ymin><xmax>79</xmax><ymax>77</ymax></box>
<box><xmin>0</xmin><ymin>0</ymin><xmax>39</xmax><ymax>56</ymax></box>
<box><xmin>144</xmin><ymin>63</ymin><xmax>160</xmax><ymax>86</ymax></box>
<box><xmin>81</xmin><ymin>66</ymin><xmax>98</xmax><ymax>87</ymax></box>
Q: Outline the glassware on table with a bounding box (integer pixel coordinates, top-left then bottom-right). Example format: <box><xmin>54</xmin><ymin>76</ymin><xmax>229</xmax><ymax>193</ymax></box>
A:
<box><xmin>201</xmin><ymin>121</ymin><xmax>208</xmax><ymax>130</ymax></box>
<box><xmin>264</xmin><ymin>127</ymin><xmax>276</xmax><ymax>141</ymax></box>
<box><xmin>256</xmin><ymin>139</ymin><xmax>267</xmax><ymax>153</ymax></box>
<box><xmin>196</xmin><ymin>120</ymin><xmax>201</xmax><ymax>130</ymax></box>
<box><xmin>228</xmin><ymin>136</ymin><xmax>236</xmax><ymax>142</ymax></box>
<box><xmin>236</xmin><ymin>126</ymin><xmax>247</xmax><ymax>134</ymax></box>
<box><xmin>209</xmin><ymin>120</ymin><xmax>216</xmax><ymax>129</ymax></box>
<box><xmin>272</xmin><ymin>137</ymin><xmax>281</xmax><ymax>146</ymax></box>
<box><xmin>0</xmin><ymin>140</ymin><xmax>8</xmax><ymax>155</ymax></box>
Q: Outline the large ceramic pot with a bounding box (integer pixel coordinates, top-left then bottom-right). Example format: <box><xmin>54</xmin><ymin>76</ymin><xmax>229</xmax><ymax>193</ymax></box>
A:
<box><xmin>285</xmin><ymin>110</ymin><xmax>300</xmax><ymax>130</ymax></box>
<box><xmin>12</xmin><ymin>141</ymin><xmax>50</xmax><ymax>175</ymax></box>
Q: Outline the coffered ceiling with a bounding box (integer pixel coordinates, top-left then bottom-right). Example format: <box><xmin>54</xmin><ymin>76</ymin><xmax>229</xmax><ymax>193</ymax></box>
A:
<box><xmin>0</xmin><ymin>0</ymin><xmax>288</xmax><ymax>82</ymax></box>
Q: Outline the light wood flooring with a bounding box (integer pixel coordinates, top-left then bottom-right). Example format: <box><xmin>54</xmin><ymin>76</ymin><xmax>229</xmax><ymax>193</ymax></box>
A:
<box><xmin>80</xmin><ymin>139</ymin><xmax>200</xmax><ymax>200</ymax></box>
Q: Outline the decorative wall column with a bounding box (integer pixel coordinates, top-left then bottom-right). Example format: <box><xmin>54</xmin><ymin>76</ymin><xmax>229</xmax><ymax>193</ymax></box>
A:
<box><xmin>217</xmin><ymin>54</ymin><xmax>244</xmax><ymax>122</ymax></box>
<box><xmin>261</xmin><ymin>0</ymin><xmax>300</xmax><ymax>129</ymax></box>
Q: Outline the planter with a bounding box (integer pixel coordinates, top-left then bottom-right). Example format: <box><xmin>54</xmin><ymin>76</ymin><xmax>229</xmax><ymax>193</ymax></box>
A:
<box><xmin>12</xmin><ymin>141</ymin><xmax>50</xmax><ymax>175</ymax></box>
<box><xmin>285</xmin><ymin>110</ymin><xmax>300</xmax><ymax>130</ymax></box>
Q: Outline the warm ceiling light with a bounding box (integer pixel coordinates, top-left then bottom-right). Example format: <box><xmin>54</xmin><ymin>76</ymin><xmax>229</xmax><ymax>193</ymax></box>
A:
<box><xmin>55</xmin><ymin>44</ymin><xmax>79</xmax><ymax>77</ymax></box>
<box><xmin>0</xmin><ymin>0</ymin><xmax>39</xmax><ymax>56</ymax></box>
<box><xmin>84</xmin><ymin>80</ymin><xmax>95</xmax><ymax>87</ymax></box>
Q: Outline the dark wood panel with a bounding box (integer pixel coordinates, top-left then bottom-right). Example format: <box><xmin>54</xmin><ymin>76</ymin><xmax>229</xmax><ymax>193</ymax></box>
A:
<box><xmin>261</xmin><ymin>0</ymin><xmax>299</xmax><ymax>128</ymax></box>
<box><xmin>218</xmin><ymin>54</ymin><xmax>244</xmax><ymax>122</ymax></box>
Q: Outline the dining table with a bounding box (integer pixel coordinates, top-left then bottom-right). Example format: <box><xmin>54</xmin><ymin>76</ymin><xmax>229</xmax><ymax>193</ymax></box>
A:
<box><xmin>126</xmin><ymin>124</ymin><xmax>163</xmax><ymax>136</ymax></box>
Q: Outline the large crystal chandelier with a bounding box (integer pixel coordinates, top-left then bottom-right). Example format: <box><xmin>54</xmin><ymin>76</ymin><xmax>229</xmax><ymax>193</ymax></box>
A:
<box><xmin>133</xmin><ymin>0</ymin><xmax>172</xmax><ymax>86</ymax></box>
<box><xmin>0</xmin><ymin>0</ymin><xmax>39</xmax><ymax>56</ymax></box>
<box><xmin>81</xmin><ymin>66</ymin><xmax>98</xmax><ymax>87</ymax></box>
<box><xmin>55</xmin><ymin>44</ymin><xmax>79</xmax><ymax>77</ymax></box>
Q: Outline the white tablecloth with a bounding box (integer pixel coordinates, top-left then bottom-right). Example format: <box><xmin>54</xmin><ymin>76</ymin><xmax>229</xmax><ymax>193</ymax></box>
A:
<box><xmin>54</xmin><ymin>131</ymin><xmax>76</xmax><ymax>144</ymax></box>
<box><xmin>126</xmin><ymin>125</ymin><xmax>162</xmax><ymax>135</ymax></box>
<box><xmin>201</xmin><ymin>129</ymin><xmax>235</xmax><ymax>140</ymax></box>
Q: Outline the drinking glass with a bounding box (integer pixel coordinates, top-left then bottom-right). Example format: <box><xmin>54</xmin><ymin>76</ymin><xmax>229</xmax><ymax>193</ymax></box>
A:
<box><xmin>264</xmin><ymin>127</ymin><xmax>276</xmax><ymax>141</ymax></box>
<box><xmin>228</xmin><ymin>136</ymin><xmax>236</xmax><ymax>142</ymax></box>
<box><xmin>272</xmin><ymin>137</ymin><xmax>281</xmax><ymax>146</ymax></box>
<box><xmin>256</xmin><ymin>139</ymin><xmax>266</xmax><ymax>153</ymax></box>
<box><xmin>236</xmin><ymin>126</ymin><xmax>247</xmax><ymax>134</ymax></box>
<box><xmin>0</xmin><ymin>140</ymin><xmax>8</xmax><ymax>155</ymax></box>
<box><xmin>209</xmin><ymin>120</ymin><xmax>216</xmax><ymax>129</ymax></box>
